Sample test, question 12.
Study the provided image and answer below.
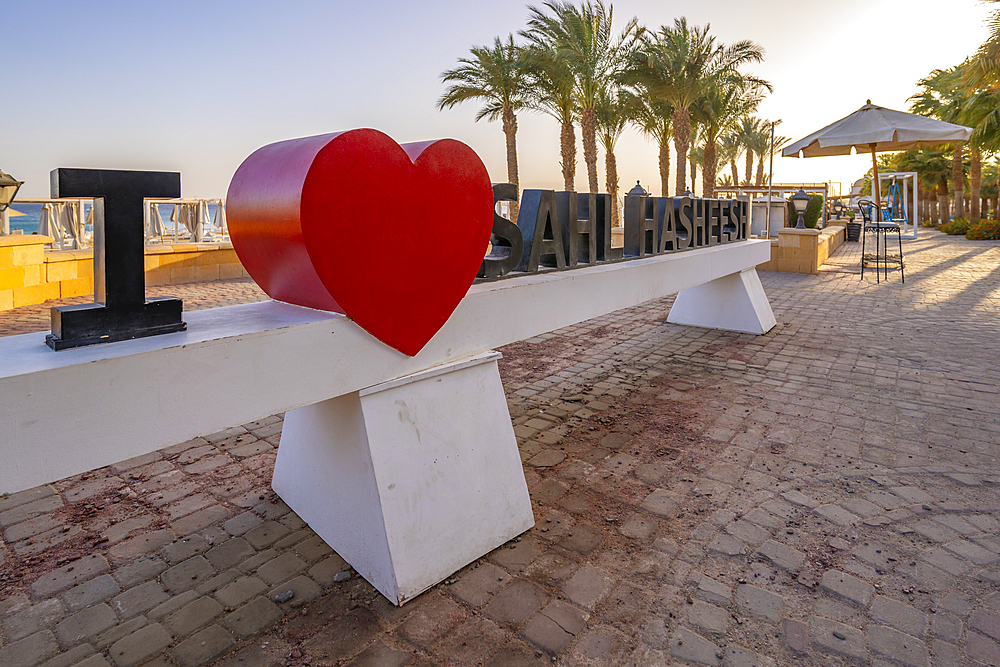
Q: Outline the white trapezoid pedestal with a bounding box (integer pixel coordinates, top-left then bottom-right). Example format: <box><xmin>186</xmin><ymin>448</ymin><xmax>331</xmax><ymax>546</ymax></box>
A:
<box><xmin>271</xmin><ymin>351</ymin><xmax>534</xmax><ymax>605</ymax></box>
<box><xmin>667</xmin><ymin>268</ymin><xmax>776</xmax><ymax>334</ymax></box>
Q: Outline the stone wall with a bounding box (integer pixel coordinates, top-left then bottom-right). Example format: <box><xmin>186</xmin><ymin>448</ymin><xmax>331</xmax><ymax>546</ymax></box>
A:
<box><xmin>0</xmin><ymin>236</ymin><xmax>249</xmax><ymax>311</ymax></box>
<box><xmin>757</xmin><ymin>224</ymin><xmax>846</xmax><ymax>274</ymax></box>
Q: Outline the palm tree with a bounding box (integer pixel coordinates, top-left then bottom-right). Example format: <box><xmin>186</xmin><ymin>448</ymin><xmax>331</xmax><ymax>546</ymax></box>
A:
<box><xmin>967</xmin><ymin>0</ymin><xmax>1000</xmax><ymax>88</ymax></box>
<box><xmin>521</xmin><ymin>45</ymin><xmax>579</xmax><ymax>191</ymax></box>
<box><xmin>438</xmin><ymin>34</ymin><xmax>531</xmax><ymax>220</ymax></box>
<box><xmin>892</xmin><ymin>148</ymin><xmax>950</xmax><ymax>223</ymax></box>
<box><xmin>755</xmin><ymin>127</ymin><xmax>789</xmax><ymax>187</ymax></box>
<box><xmin>632</xmin><ymin>96</ymin><xmax>673</xmax><ymax>196</ymax></box>
<box><xmin>595</xmin><ymin>87</ymin><xmax>634</xmax><ymax>225</ymax></box>
<box><xmin>960</xmin><ymin>82</ymin><xmax>1000</xmax><ymax>221</ymax></box>
<box><xmin>689</xmin><ymin>131</ymin><xmax>702</xmax><ymax>195</ymax></box>
<box><xmin>718</xmin><ymin>131</ymin><xmax>742</xmax><ymax>187</ymax></box>
<box><xmin>692</xmin><ymin>74</ymin><xmax>769</xmax><ymax>197</ymax></box>
<box><xmin>522</xmin><ymin>0</ymin><xmax>641</xmax><ymax>196</ymax></box>
<box><xmin>628</xmin><ymin>19</ymin><xmax>763</xmax><ymax>195</ymax></box>
<box><xmin>982</xmin><ymin>161</ymin><xmax>999</xmax><ymax>218</ymax></box>
<box><xmin>736</xmin><ymin>116</ymin><xmax>765</xmax><ymax>185</ymax></box>
<box><xmin>911</xmin><ymin>66</ymin><xmax>968</xmax><ymax>219</ymax></box>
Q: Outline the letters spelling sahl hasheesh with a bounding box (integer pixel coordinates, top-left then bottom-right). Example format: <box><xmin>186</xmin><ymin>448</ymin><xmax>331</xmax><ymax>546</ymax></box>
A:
<box><xmin>479</xmin><ymin>186</ymin><xmax>751</xmax><ymax>280</ymax></box>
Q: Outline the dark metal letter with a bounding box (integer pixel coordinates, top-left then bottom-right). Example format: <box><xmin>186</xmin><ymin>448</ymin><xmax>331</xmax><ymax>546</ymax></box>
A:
<box><xmin>46</xmin><ymin>168</ymin><xmax>185</xmax><ymax>350</ymax></box>
<box><xmin>675</xmin><ymin>197</ymin><xmax>693</xmax><ymax>250</ymax></box>
<box><xmin>478</xmin><ymin>183</ymin><xmax>524</xmax><ymax>279</ymax></box>
<box><xmin>517</xmin><ymin>189</ymin><xmax>566</xmax><ymax>272</ymax></box>
<box><xmin>557</xmin><ymin>191</ymin><xmax>598</xmax><ymax>266</ymax></box>
<box><xmin>624</xmin><ymin>193</ymin><xmax>659</xmax><ymax>258</ymax></box>
<box><xmin>659</xmin><ymin>198</ymin><xmax>678</xmax><ymax>252</ymax></box>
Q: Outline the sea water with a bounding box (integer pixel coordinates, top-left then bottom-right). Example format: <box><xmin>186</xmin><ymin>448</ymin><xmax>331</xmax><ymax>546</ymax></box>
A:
<box><xmin>6</xmin><ymin>202</ymin><xmax>221</xmax><ymax>237</ymax></box>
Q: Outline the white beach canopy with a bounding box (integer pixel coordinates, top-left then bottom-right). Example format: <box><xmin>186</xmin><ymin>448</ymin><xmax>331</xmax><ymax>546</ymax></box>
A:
<box><xmin>783</xmin><ymin>101</ymin><xmax>972</xmax><ymax>221</ymax></box>
<box><xmin>145</xmin><ymin>201</ymin><xmax>165</xmax><ymax>240</ymax></box>
<box><xmin>213</xmin><ymin>199</ymin><xmax>227</xmax><ymax>232</ymax></box>
<box><xmin>196</xmin><ymin>200</ymin><xmax>211</xmax><ymax>242</ymax></box>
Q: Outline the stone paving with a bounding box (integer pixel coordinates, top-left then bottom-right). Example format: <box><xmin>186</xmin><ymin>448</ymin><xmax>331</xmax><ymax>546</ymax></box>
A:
<box><xmin>2</xmin><ymin>229</ymin><xmax>1000</xmax><ymax>666</ymax></box>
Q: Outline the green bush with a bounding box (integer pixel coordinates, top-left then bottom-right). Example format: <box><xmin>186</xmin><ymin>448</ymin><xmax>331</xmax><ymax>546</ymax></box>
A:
<box><xmin>786</xmin><ymin>194</ymin><xmax>824</xmax><ymax>229</ymax></box>
<box><xmin>966</xmin><ymin>219</ymin><xmax>1000</xmax><ymax>240</ymax></box>
<box><xmin>941</xmin><ymin>218</ymin><xmax>970</xmax><ymax>235</ymax></box>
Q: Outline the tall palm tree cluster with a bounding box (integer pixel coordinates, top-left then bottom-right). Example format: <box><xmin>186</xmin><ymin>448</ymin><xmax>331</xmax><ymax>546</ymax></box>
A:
<box><xmin>436</xmin><ymin>1</ymin><xmax>775</xmax><ymax>226</ymax></box>
<box><xmin>882</xmin><ymin>10</ymin><xmax>1000</xmax><ymax>226</ymax></box>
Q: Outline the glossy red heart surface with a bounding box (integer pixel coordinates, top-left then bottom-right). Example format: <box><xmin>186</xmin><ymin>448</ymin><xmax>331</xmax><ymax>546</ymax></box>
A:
<box><xmin>227</xmin><ymin>129</ymin><xmax>495</xmax><ymax>356</ymax></box>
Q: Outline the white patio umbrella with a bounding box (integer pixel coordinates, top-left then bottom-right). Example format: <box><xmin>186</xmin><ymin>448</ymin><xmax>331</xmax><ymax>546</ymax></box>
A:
<box><xmin>195</xmin><ymin>200</ymin><xmax>210</xmax><ymax>242</ymax></box>
<box><xmin>783</xmin><ymin>100</ymin><xmax>972</xmax><ymax>221</ymax></box>
<box><xmin>213</xmin><ymin>199</ymin><xmax>227</xmax><ymax>233</ymax></box>
<box><xmin>38</xmin><ymin>203</ymin><xmax>63</xmax><ymax>247</ymax></box>
<box><xmin>60</xmin><ymin>202</ymin><xmax>83</xmax><ymax>249</ymax></box>
<box><xmin>145</xmin><ymin>201</ymin><xmax>165</xmax><ymax>240</ymax></box>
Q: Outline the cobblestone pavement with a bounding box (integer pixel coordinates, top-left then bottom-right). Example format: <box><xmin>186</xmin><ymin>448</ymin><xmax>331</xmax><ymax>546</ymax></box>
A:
<box><xmin>0</xmin><ymin>279</ymin><xmax>268</xmax><ymax>337</ymax></box>
<box><xmin>2</xmin><ymin>229</ymin><xmax>1000</xmax><ymax>667</ymax></box>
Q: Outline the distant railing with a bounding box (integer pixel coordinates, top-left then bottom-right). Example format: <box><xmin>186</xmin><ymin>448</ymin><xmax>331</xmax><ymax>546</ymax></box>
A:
<box><xmin>143</xmin><ymin>198</ymin><xmax>228</xmax><ymax>245</ymax></box>
<box><xmin>1</xmin><ymin>198</ymin><xmax>228</xmax><ymax>249</ymax></box>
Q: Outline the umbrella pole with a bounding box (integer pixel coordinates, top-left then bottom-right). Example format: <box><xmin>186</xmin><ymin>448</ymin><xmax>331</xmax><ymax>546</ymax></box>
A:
<box><xmin>871</xmin><ymin>144</ymin><xmax>884</xmax><ymax>280</ymax></box>
<box><xmin>871</xmin><ymin>145</ymin><xmax>881</xmax><ymax>223</ymax></box>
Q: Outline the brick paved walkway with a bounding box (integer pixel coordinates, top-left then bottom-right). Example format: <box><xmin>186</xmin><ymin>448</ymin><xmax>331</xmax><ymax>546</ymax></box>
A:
<box><xmin>2</xmin><ymin>229</ymin><xmax>1000</xmax><ymax>667</ymax></box>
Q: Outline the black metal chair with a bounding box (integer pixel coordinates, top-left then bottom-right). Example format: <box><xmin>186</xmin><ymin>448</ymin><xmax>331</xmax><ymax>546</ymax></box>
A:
<box><xmin>859</xmin><ymin>199</ymin><xmax>904</xmax><ymax>283</ymax></box>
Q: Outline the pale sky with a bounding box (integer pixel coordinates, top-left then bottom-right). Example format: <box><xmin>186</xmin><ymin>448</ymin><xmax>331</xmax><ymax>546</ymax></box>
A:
<box><xmin>5</xmin><ymin>0</ymin><xmax>993</xmax><ymax>200</ymax></box>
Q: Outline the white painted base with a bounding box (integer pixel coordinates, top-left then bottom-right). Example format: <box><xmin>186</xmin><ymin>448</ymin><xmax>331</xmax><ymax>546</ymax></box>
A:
<box><xmin>667</xmin><ymin>269</ymin><xmax>777</xmax><ymax>334</ymax></box>
<box><xmin>271</xmin><ymin>352</ymin><xmax>534</xmax><ymax>605</ymax></box>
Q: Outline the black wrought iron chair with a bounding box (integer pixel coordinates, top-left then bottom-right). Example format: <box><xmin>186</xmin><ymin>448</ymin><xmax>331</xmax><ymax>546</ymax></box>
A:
<box><xmin>859</xmin><ymin>199</ymin><xmax>904</xmax><ymax>283</ymax></box>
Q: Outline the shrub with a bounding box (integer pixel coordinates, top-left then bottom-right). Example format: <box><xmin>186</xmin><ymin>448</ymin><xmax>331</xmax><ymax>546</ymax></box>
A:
<box><xmin>966</xmin><ymin>219</ymin><xmax>1000</xmax><ymax>240</ymax></box>
<box><xmin>941</xmin><ymin>218</ymin><xmax>970</xmax><ymax>235</ymax></box>
<box><xmin>786</xmin><ymin>194</ymin><xmax>824</xmax><ymax>229</ymax></box>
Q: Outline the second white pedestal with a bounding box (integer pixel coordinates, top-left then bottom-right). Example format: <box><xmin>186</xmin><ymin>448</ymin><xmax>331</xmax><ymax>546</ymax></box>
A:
<box><xmin>271</xmin><ymin>351</ymin><xmax>534</xmax><ymax>605</ymax></box>
<box><xmin>667</xmin><ymin>268</ymin><xmax>776</xmax><ymax>334</ymax></box>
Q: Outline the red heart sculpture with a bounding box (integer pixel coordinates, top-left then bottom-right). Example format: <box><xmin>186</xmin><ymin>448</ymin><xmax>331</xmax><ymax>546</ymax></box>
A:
<box><xmin>226</xmin><ymin>129</ymin><xmax>495</xmax><ymax>356</ymax></box>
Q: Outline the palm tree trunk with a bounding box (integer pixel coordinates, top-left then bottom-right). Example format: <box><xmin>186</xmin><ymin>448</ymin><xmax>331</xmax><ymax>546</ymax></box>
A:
<box><xmin>939</xmin><ymin>178</ymin><xmax>949</xmax><ymax>226</ymax></box>
<box><xmin>689</xmin><ymin>155</ymin><xmax>697</xmax><ymax>195</ymax></box>
<box><xmin>502</xmin><ymin>105</ymin><xmax>520</xmax><ymax>222</ymax></box>
<box><xmin>952</xmin><ymin>143</ymin><xmax>964</xmax><ymax>219</ymax></box>
<box><xmin>730</xmin><ymin>160</ymin><xmax>739</xmax><ymax>188</ymax></box>
<box><xmin>560</xmin><ymin>119</ymin><xmax>576</xmax><ymax>192</ymax></box>
<box><xmin>606</xmin><ymin>150</ymin><xmax>620</xmax><ymax>227</ymax></box>
<box><xmin>971</xmin><ymin>146</ymin><xmax>981</xmax><ymax>222</ymax></box>
<box><xmin>581</xmin><ymin>107</ymin><xmax>599</xmax><ymax>195</ymax></box>
<box><xmin>755</xmin><ymin>158</ymin><xmax>764</xmax><ymax>187</ymax></box>
<box><xmin>658</xmin><ymin>140</ymin><xmax>670</xmax><ymax>197</ymax></box>
<box><xmin>702</xmin><ymin>140</ymin><xmax>717</xmax><ymax>198</ymax></box>
<box><xmin>672</xmin><ymin>107</ymin><xmax>690</xmax><ymax>195</ymax></box>
<box><xmin>744</xmin><ymin>150</ymin><xmax>753</xmax><ymax>186</ymax></box>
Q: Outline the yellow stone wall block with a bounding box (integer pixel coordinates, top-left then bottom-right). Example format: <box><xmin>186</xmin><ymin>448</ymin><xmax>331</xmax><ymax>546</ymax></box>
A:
<box><xmin>145</xmin><ymin>268</ymin><xmax>172</xmax><ymax>286</ymax></box>
<box><xmin>0</xmin><ymin>289</ymin><xmax>12</xmax><ymax>311</ymax></box>
<box><xmin>22</xmin><ymin>264</ymin><xmax>42</xmax><ymax>287</ymax></box>
<box><xmin>168</xmin><ymin>266</ymin><xmax>198</xmax><ymax>283</ymax></box>
<box><xmin>44</xmin><ymin>259</ymin><xmax>77</xmax><ymax>283</ymax></box>
<box><xmin>155</xmin><ymin>253</ymin><xmax>185</xmax><ymax>270</ymax></box>
<box><xmin>0</xmin><ymin>247</ymin><xmax>14</xmax><ymax>270</ymax></box>
<box><xmin>0</xmin><ymin>266</ymin><xmax>25</xmax><ymax>291</ymax></box>
<box><xmin>60</xmin><ymin>277</ymin><xmax>93</xmax><ymax>298</ymax></box>
<box><xmin>13</xmin><ymin>282</ymin><xmax>60</xmax><ymax>308</ymax></box>
<box><xmin>12</xmin><ymin>244</ymin><xmax>45</xmax><ymax>266</ymax></box>
<box><xmin>192</xmin><ymin>250</ymin><xmax>225</xmax><ymax>266</ymax></box>
<box><xmin>144</xmin><ymin>254</ymin><xmax>160</xmax><ymax>271</ymax></box>
<box><xmin>218</xmin><ymin>263</ymin><xmax>246</xmax><ymax>280</ymax></box>
<box><xmin>75</xmin><ymin>259</ymin><xmax>93</xmax><ymax>279</ymax></box>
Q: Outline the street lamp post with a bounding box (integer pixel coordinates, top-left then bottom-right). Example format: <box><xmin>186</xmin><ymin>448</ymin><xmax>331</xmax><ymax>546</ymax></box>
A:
<box><xmin>0</xmin><ymin>170</ymin><xmax>24</xmax><ymax>235</ymax></box>
<box><xmin>791</xmin><ymin>188</ymin><xmax>811</xmax><ymax>229</ymax></box>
